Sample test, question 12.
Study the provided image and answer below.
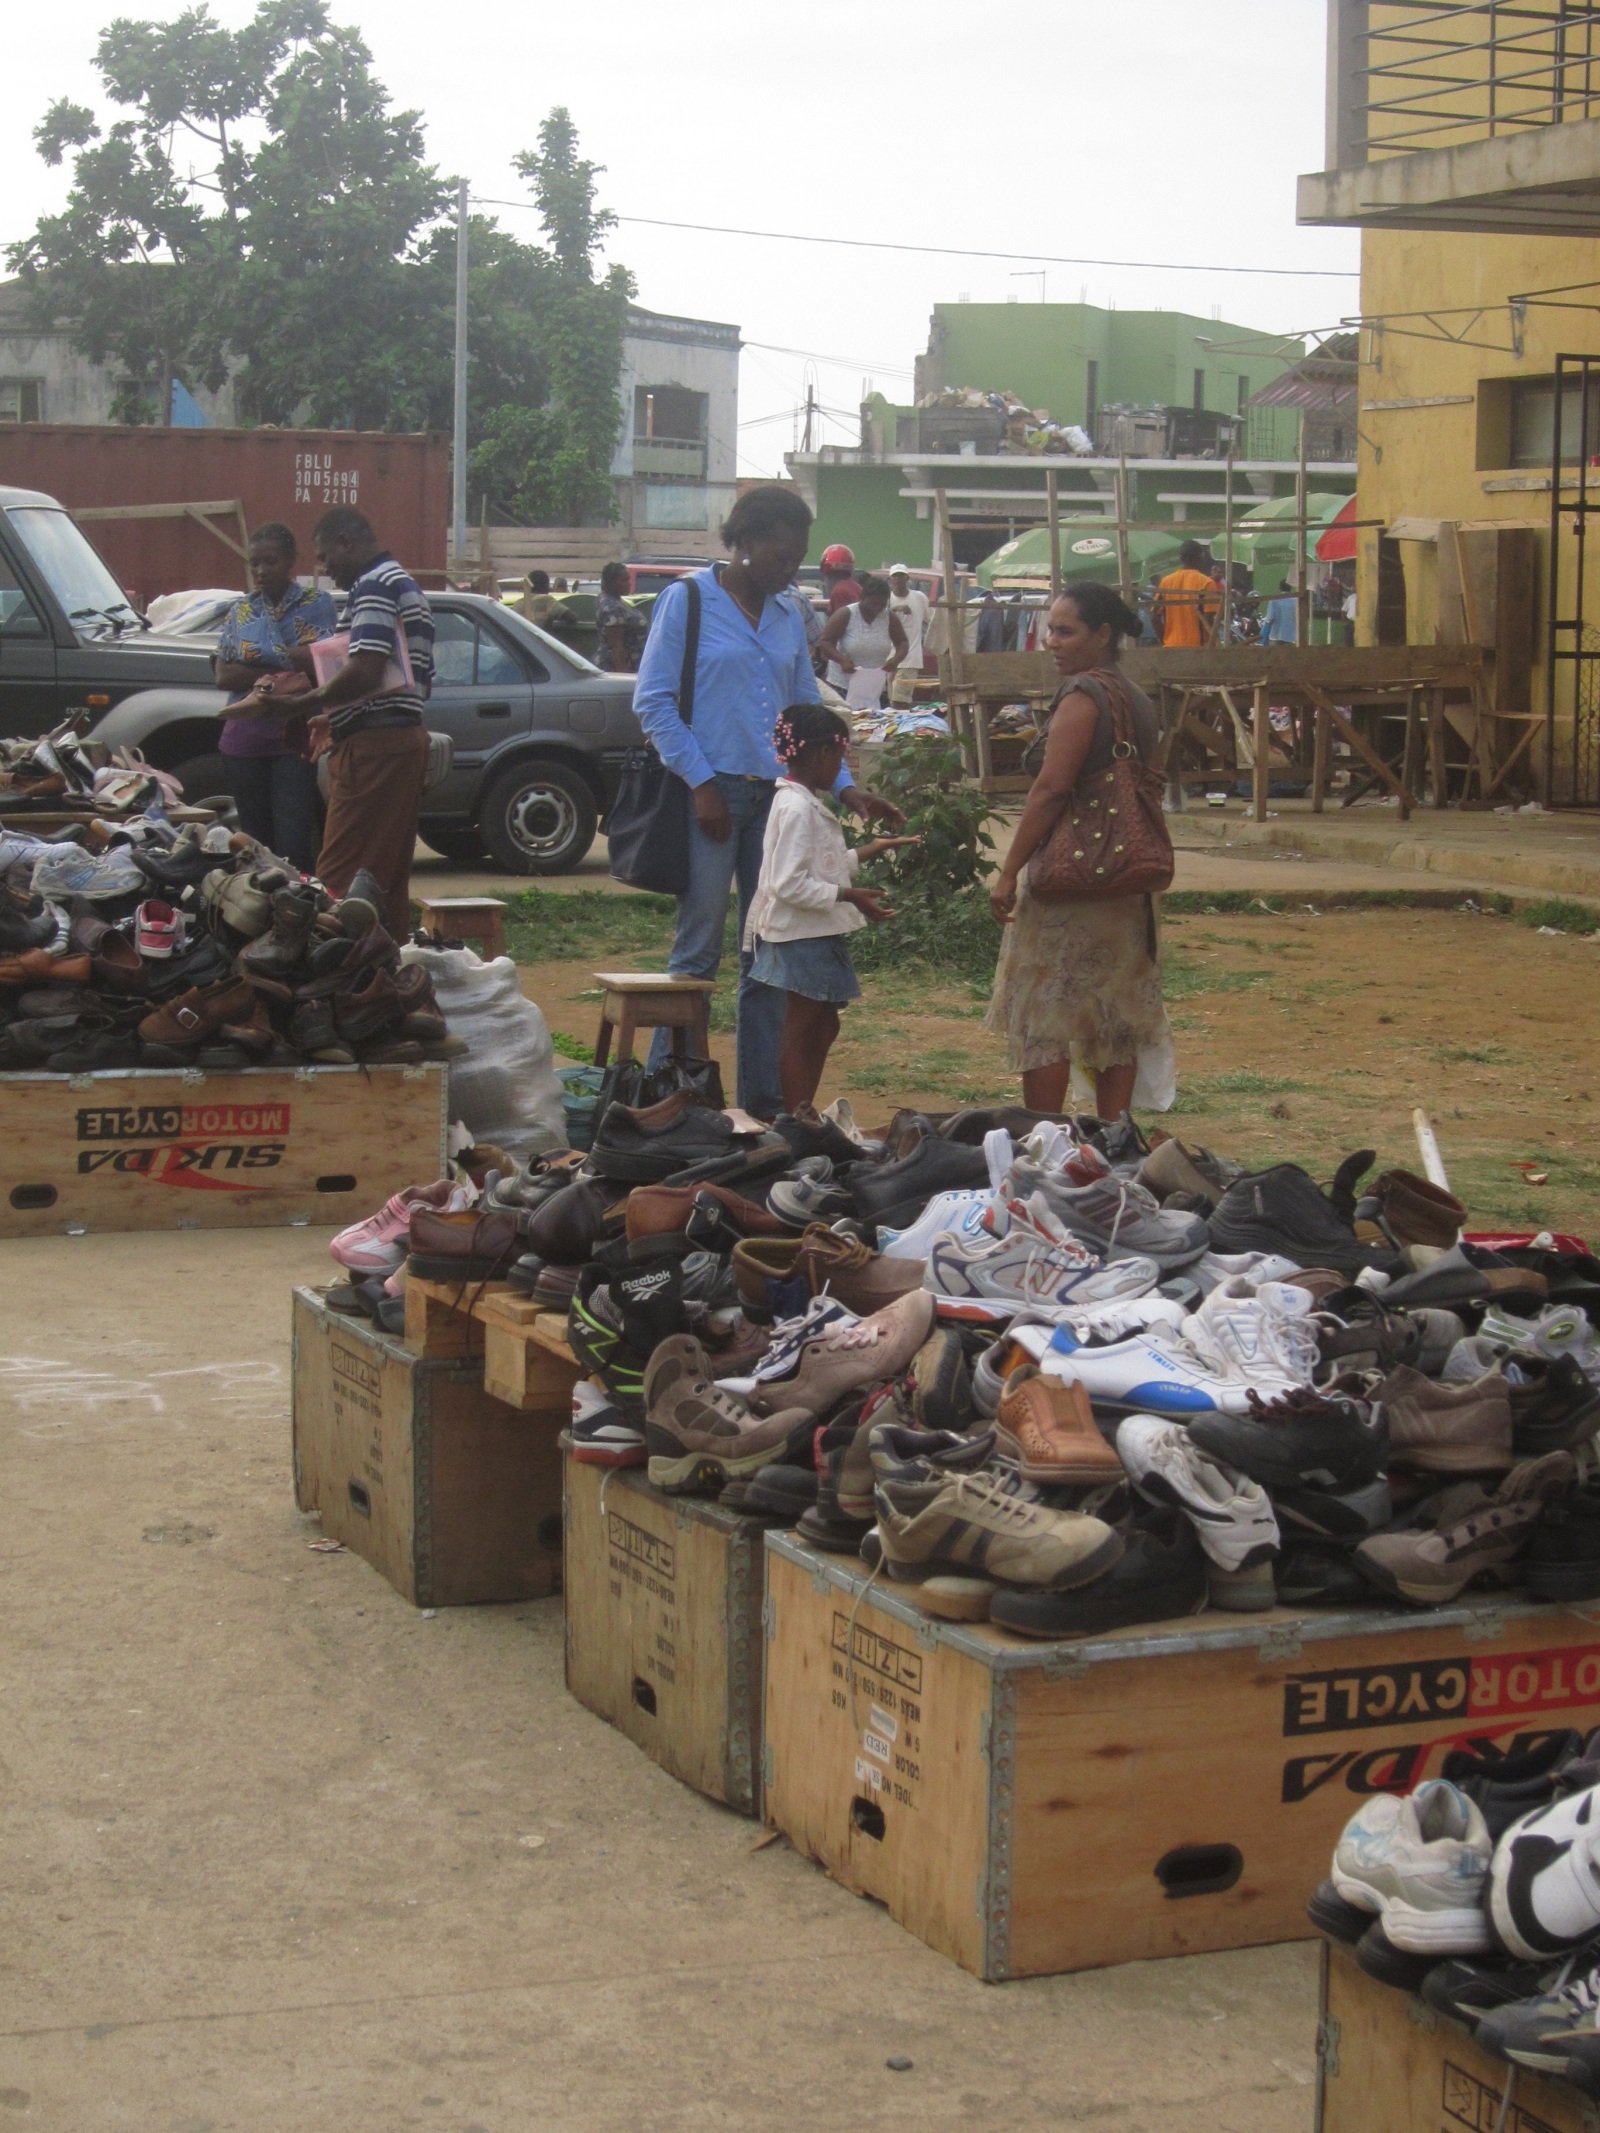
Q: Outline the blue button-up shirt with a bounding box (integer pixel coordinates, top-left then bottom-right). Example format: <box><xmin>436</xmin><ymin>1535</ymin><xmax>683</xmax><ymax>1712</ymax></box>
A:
<box><xmin>634</xmin><ymin>567</ymin><xmax>822</xmax><ymax>789</ymax></box>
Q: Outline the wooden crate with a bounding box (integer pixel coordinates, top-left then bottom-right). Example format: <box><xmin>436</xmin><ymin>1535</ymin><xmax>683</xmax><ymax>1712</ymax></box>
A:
<box><xmin>562</xmin><ymin>1452</ymin><xmax>767</xmax><ymax>1814</ymax></box>
<box><xmin>0</xmin><ymin>1063</ymin><xmax>448</xmax><ymax>1238</ymax></box>
<box><xmin>291</xmin><ymin>1287</ymin><xmax>565</xmax><ymax>1607</ymax></box>
<box><xmin>402</xmin><ymin>1279</ymin><xmax>583</xmax><ymax>1412</ymax></box>
<box><xmin>1318</xmin><ymin>1942</ymin><xmax>1594</xmax><ymax>2133</ymax></box>
<box><xmin>763</xmin><ymin>1532</ymin><xmax>1600</xmax><ymax>1982</ymax></box>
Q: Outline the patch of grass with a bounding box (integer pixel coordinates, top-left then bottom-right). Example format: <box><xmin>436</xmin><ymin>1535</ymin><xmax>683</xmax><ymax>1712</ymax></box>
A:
<box><xmin>1163</xmin><ymin>952</ymin><xmax>1275</xmax><ymax>1001</ymax></box>
<box><xmin>548</xmin><ymin>1029</ymin><xmax>593</xmax><ymax>1061</ymax></box>
<box><xmin>1520</xmin><ymin>899</ymin><xmax>1600</xmax><ymax>934</ymax></box>
<box><xmin>1162</xmin><ymin>888</ymin><xmax>1514</xmax><ymax>916</ymax></box>
<box><xmin>503</xmin><ymin>888</ymin><xmax>683</xmax><ymax>967</ymax></box>
<box><xmin>1204</xmin><ymin>1070</ymin><xmax>1302</xmax><ymax>1095</ymax></box>
<box><xmin>1440</xmin><ymin>1044</ymin><xmax>1510</xmax><ymax>1065</ymax></box>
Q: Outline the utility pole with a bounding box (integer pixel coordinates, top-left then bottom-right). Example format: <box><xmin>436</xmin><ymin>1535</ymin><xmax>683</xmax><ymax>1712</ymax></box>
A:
<box><xmin>451</xmin><ymin>177</ymin><xmax>469</xmax><ymax>577</ymax></box>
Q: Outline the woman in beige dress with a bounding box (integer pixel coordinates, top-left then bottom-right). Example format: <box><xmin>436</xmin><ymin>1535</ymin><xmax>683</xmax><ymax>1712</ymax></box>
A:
<box><xmin>985</xmin><ymin>580</ymin><xmax>1175</xmax><ymax>1121</ymax></box>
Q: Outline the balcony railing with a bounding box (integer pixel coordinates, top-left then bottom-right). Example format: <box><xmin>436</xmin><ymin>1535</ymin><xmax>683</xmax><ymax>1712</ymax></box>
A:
<box><xmin>1350</xmin><ymin>2</ymin><xmax>1600</xmax><ymax>160</ymax></box>
<box><xmin>632</xmin><ymin>437</ymin><xmax>706</xmax><ymax>479</ymax></box>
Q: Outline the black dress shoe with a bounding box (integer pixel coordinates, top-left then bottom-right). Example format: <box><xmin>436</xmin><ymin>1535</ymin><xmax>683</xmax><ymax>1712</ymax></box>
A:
<box><xmin>588</xmin><ymin>1102</ymin><xmax>737</xmax><ymax>1184</ymax></box>
<box><xmin>990</xmin><ymin>1507</ymin><xmax>1207</xmax><ymax>1637</ymax></box>
<box><xmin>850</xmin><ymin>1135</ymin><xmax>990</xmax><ymax>1231</ymax></box>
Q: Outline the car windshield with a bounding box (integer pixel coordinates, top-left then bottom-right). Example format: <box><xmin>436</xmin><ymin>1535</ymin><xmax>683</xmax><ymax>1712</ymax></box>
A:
<box><xmin>494</xmin><ymin>605</ymin><xmax>602</xmax><ymax>676</ymax></box>
<box><xmin>6</xmin><ymin>507</ymin><xmax>144</xmax><ymax>636</ymax></box>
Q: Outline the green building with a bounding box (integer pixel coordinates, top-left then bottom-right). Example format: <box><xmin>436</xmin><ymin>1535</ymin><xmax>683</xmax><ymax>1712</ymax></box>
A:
<box><xmin>785</xmin><ymin>301</ymin><xmax>1353</xmax><ymax>574</ymax></box>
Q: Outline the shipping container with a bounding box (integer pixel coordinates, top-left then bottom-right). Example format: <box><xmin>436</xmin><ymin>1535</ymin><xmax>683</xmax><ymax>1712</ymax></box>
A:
<box><xmin>0</xmin><ymin>425</ymin><xmax>448</xmax><ymax>606</ymax></box>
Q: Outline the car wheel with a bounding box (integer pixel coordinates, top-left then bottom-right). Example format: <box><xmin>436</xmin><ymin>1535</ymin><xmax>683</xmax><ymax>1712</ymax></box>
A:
<box><xmin>419</xmin><ymin>825</ymin><xmax>490</xmax><ymax>865</ymax></box>
<box><xmin>478</xmin><ymin>758</ymin><xmax>598</xmax><ymax>874</ymax></box>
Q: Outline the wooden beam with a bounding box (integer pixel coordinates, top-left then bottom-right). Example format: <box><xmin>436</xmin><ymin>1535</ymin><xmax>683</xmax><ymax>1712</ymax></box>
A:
<box><xmin>1045</xmin><ymin>469</ymin><xmax>1061</xmax><ymax>601</ymax></box>
<box><xmin>1311</xmin><ymin>701</ymin><xmax>1331</xmax><ymax>811</ymax></box>
<box><xmin>1305</xmin><ymin>685</ymin><xmax>1417</xmax><ymax>811</ymax></box>
<box><xmin>1121</xmin><ymin>644</ymin><xmax>1486</xmax><ymax>689</ymax></box>
<box><xmin>1480</xmin><ymin>716</ymin><xmax>1546</xmax><ymax>801</ymax></box>
<box><xmin>1115</xmin><ymin>452</ymin><xmax>1133</xmax><ymax>605</ymax></box>
<box><xmin>72</xmin><ymin>498</ymin><xmax>244</xmax><ymax>522</ymax></box>
<box><xmin>1252</xmin><ymin>685</ymin><xmax>1271</xmax><ymax>821</ymax></box>
<box><xmin>935</xmin><ymin>487</ymin><xmax>967</xmax><ymax>695</ymax></box>
<box><xmin>1428</xmin><ymin>687</ymin><xmax>1448</xmax><ymax>808</ymax></box>
<box><xmin>183</xmin><ymin>506</ymin><xmax>248</xmax><ymax>560</ymax></box>
<box><xmin>1295</xmin><ymin>415</ymin><xmax>1310</xmax><ymax>648</ymax></box>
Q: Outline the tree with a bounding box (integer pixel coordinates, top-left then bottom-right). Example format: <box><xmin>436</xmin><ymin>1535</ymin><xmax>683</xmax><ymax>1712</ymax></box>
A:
<box><xmin>469</xmin><ymin>109</ymin><xmax>633</xmax><ymax>526</ymax></box>
<box><xmin>7</xmin><ymin>0</ymin><xmax>446</xmax><ymax>427</ymax></box>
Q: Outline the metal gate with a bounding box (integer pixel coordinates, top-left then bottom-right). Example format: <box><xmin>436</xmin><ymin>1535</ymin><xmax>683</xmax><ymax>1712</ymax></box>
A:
<box><xmin>1547</xmin><ymin>352</ymin><xmax>1600</xmax><ymax>805</ymax></box>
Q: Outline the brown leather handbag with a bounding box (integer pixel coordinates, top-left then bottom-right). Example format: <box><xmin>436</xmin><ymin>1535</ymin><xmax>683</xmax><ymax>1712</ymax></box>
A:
<box><xmin>1025</xmin><ymin>668</ymin><xmax>1174</xmax><ymax>903</ymax></box>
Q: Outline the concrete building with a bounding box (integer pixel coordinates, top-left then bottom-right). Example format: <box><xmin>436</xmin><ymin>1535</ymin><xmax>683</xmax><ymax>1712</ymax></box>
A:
<box><xmin>609</xmin><ymin>306</ymin><xmax>740</xmax><ymax>557</ymax></box>
<box><xmin>1298</xmin><ymin>0</ymin><xmax>1600</xmax><ymax>800</ymax></box>
<box><xmin>787</xmin><ymin>300</ymin><xmax>1351</xmax><ymax>574</ymax></box>
<box><xmin>0</xmin><ymin>280</ymin><xmax>237</xmax><ymax>427</ymax></box>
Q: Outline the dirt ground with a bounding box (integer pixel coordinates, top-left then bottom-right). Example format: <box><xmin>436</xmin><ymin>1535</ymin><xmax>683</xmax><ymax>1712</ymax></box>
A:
<box><xmin>1</xmin><ymin>1230</ymin><xmax>1319</xmax><ymax>2132</ymax></box>
<box><xmin>524</xmin><ymin>902</ymin><xmax>1600</xmax><ymax>1239</ymax></box>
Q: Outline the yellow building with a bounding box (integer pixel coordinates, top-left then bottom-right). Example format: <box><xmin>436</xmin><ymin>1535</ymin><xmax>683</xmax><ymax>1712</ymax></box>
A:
<box><xmin>1301</xmin><ymin>1</ymin><xmax>1600</xmax><ymax>801</ymax></box>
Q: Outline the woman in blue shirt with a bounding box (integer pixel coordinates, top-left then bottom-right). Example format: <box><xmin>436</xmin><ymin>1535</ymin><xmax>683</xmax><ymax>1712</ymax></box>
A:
<box><xmin>631</xmin><ymin>485</ymin><xmax>902</xmax><ymax>1117</ymax></box>
<box><xmin>213</xmin><ymin>523</ymin><xmax>339</xmax><ymax>870</ymax></box>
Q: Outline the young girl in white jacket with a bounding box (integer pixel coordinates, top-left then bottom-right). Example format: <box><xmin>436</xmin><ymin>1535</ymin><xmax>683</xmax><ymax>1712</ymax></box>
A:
<box><xmin>746</xmin><ymin>703</ymin><xmax>919</xmax><ymax>1111</ymax></box>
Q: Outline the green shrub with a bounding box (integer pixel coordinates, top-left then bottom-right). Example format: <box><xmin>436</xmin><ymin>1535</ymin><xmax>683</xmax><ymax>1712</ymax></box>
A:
<box><xmin>852</xmin><ymin>735</ymin><xmax>1003</xmax><ymax>984</ymax></box>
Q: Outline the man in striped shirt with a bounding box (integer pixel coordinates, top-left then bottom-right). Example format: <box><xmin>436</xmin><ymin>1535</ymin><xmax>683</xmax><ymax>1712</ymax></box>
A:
<box><xmin>296</xmin><ymin>507</ymin><xmax>435</xmax><ymax>935</ymax></box>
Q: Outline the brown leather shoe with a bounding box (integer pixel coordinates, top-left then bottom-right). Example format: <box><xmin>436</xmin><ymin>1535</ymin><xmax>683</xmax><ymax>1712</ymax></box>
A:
<box><xmin>625</xmin><ymin>1181</ymin><xmax>786</xmax><ymax>1241</ymax></box>
<box><xmin>138</xmin><ymin>975</ymin><xmax>255</xmax><ymax>1047</ymax></box>
<box><xmin>731</xmin><ymin>1234</ymin><xmax>805</xmax><ymax>1311</ymax></box>
<box><xmin>1379</xmin><ymin>1363</ymin><xmax>1514</xmax><ymax>1474</ymax></box>
<box><xmin>332</xmin><ymin>965</ymin><xmax>407</xmax><ymax>1043</ymax></box>
<box><xmin>994</xmin><ymin>1363</ymin><xmax>1124</xmax><ymax>1484</ymax></box>
<box><xmin>797</xmin><ymin>1223</ymin><xmax>927</xmax><ymax>1314</ymax></box>
<box><xmin>1371</xmin><ymin>1168</ymin><xmax>1466</xmax><ymax>1251</ymax></box>
<box><xmin>406</xmin><ymin>1207</ymin><xmax>524</xmax><ymax>1279</ymax></box>
<box><xmin>0</xmin><ymin>948</ymin><xmax>92</xmax><ymax>985</ymax></box>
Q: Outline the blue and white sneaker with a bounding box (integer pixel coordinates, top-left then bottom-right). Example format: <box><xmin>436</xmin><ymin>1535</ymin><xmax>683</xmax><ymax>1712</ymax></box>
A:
<box><xmin>716</xmin><ymin>1292</ymin><xmax>858</xmax><ymax>1396</ymax></box>
<box><xmin>1038</xmin><ymin>1325</ymin><xmax>1257</xmax><ymax>1416</ymax></box>
<box><xmin>877</xmin><ymin>1188</ymin><xmax>994</xmax><ymax>1262</ymax></box>
<box><xmin>1331</xmin><ymin>1782</ymin><xmax>1493</xmax><ymax>1955</ymax></box>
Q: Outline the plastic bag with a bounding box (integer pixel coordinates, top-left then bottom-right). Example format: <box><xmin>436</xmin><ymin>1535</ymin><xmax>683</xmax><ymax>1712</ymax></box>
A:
<box><xmin>399</xmin><ymin>943</ymin><xmax>567</xmax><ymax>1161</ymax></box>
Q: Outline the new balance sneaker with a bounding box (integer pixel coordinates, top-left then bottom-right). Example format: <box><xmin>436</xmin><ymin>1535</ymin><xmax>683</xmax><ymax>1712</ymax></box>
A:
<box><xmin>1115</xmin><ymin>1413</ymin><xmax>1279</xmax><ymax>1609</ymax></box>
<box><xmin>1490</xmin><ymin>1781</ymin><xmax>1600</xmax><ymax>1960</ymax></box>
<box><xmin>1181</xmin><ymin>1278</ymin><xmax>1322</xmax><ymax>1398</ymax></box>
<box><xmin>1187</xmin><ymin>1384</ymin><xmax>1388</xmax><ymax>1494</ymax></box>
<box><xmin>923</xmin><ymin>1225</ymin><xmax>1156</xmax><ymax>1325</ymax></box>
<box><xmin>870</xmin><ymin>1424</ymin><xmax>1122</xmax><ymax>1598</ymax></box>
<box><xmin>1480</xmin><ymin>1959</ymin><xmax>1600</xmax><ymax>2093</ymax></box>
<box><xmin>875</xmin><ymin>1188</ymin><xmax>994</xmax><ymax>1261</ymax></box>
<box><xmin>567</xmin><ymin>1376</ymin><xmax>646</xmax><ymax>1467</ymax></box>
<box><xmin>1007</xmin><ymin>1150</ymin><xmax>1209</xmax><ymax>1270</ymax></box>
<box><xmin>1356</xmin><ymin>1452</ymin><xmax>1576</xmax><ymax>1606</ymax></box>
<box><xmin>1330</xmin><ymin>1782</ymin><xmax>1493</xmax><ymax>1954</ymax></box>
<box><xmin>643</xmin><ymin>1335</ymin><xmax>813</xmax><ymax>1496</ymax></box>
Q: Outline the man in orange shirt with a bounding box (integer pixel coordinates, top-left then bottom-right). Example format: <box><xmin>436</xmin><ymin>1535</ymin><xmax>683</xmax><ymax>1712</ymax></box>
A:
<box><xmin>1153</xmin><ymin>540</ymin><xmax>1222</xmax><ymax>647</ymax></box>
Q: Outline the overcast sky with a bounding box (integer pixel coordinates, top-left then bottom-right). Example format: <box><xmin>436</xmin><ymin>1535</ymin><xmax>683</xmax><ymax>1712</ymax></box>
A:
<box><xmin>2</xmin><ymin>0</ymin><xmax>1360</xmax><ymax>475</ymax></box>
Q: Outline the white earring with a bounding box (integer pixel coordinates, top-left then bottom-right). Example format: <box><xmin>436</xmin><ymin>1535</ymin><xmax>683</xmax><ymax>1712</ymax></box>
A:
<box><xmin>741</xmin><ymin>555</ymin><xmax>752</xmax><ymax>565</ymax></box>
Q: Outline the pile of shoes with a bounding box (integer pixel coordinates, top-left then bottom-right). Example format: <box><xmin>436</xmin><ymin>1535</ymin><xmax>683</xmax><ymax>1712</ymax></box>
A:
<box><xmin>1309</xmin><ymin>1743</ymin><xmax>1600</xmax><ymax>2099</ymax></box>
<box><xmin>373</xmin><ymin>1087</ymin><xmax>1599</xmax><ymax>1635</ymax></box>
<box><xmin>0</xmin><ymin>807</ymin><xmax>464</xmax><ymax>1072</ymax></box>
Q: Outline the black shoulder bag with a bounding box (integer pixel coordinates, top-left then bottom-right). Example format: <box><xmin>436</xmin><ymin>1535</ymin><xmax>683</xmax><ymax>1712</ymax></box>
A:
<box><xmin>607</xmin><ymin>577</ymin><xmax>701</xmax><ymax>896</ymax></box>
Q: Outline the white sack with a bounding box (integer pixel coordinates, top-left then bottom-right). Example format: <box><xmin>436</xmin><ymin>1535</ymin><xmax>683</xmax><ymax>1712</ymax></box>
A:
<box><xmin>400</xmin><ymin>944</ymin><xmax>567</xmax><ymax>1161</ymax></box>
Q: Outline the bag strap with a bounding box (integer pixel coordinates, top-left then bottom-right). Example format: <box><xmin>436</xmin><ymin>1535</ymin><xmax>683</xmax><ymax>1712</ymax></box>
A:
<box><xmin>1070</xmin><ymin>665</ymin><xmax>1139</xmax><ymax>757</ymax></box>
<box><xmin>677</xmin><ymin>577</ymin><xmax>701</xmax><ymax>728</ymax></box>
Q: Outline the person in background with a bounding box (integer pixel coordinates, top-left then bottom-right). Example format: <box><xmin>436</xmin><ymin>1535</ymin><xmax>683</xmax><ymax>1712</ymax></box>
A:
<box><xmin>212</xmin><ymin>523</ymin><xmax>337</xmax><ymax>871</ymax></box>
<box><xmin>976</xmin><ymin>586</ymin><xmax>1006</xmax><ymax>654</ymax></box>
<box><xmin>820</xmin><ymin>543</ymin><xmax>861</xmax><ymax>613</ymax></box>
<box><xmin>986</xmin><ymin>581</ymin><xmax>1174</xmax><ymax>1121</ymax></box>
<box><xmin>747</xmin><ymin>703</ymin><xmax>918</xmax><ymax>1109</ymax></box>
<box><xmin>289</xmin><ymin>506</ymin><xmax>436</xmax><ymax>938</ymax></box>
<box><xmin>1153</xmin><ymin>540</ymin><xmax>1222</xmax><ymax>647</ymax></box>
<box><xmin>552</xmin><ymin>577</ymin><xmax>570</xmax><ymax>593</ymax></box>
<box><xmin>1260</xmin><ymin>578</ymin><xmax>1299</xmax><ymax>645</ymax></box>
<box><xmin>594</xmin><ymin>561</ymin><xmax>648</xmax><ymax>672</ymax></box>
<box><xmin>521</xmin><ymin>569</ymin><xmax>559</xmax><ymax>625</ymax></box>
<box><xmin>886</xmin><ymin>564</ymin><xmax>931</xmax><ymax>705</ymax></box>
<box><xmin>631</xmin><ymin>485</ymin><xmax>904</xmax><ymax>1117</ymax></box>
<box><xmin>820</xmin><ymin>573</ymin><xmax>907</xmax><ymax>709</ymax></box>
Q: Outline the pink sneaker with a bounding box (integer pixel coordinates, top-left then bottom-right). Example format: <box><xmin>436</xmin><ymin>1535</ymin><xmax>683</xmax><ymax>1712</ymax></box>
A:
<box><xmin>330</xmin><ymin>1179</ymin><xmax>475</xmax><ymax>1273</ymax></box>
<box><xmin>136</xmin><ymin>900</ymin><xmax>184</xmax><ymax>958</ymax></box>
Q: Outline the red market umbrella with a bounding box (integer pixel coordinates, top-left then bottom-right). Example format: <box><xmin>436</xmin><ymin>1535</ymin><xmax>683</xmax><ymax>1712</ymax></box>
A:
<box><xmin>1316</xmin><ymin>495</ymin><xmax>1358</xmax><ymax>563</ymax></box>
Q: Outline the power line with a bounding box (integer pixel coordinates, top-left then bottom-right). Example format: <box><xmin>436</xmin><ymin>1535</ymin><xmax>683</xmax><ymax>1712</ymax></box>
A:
<box><xmin>468</xmin><ymin>195</ymin><xmax>1358</xmax><ymax>283</ymax></box>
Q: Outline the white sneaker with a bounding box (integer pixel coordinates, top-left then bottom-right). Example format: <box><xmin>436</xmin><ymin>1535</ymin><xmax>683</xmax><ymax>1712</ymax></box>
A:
<box><xmin>1331</xmin><ymin>1782</ymin><xmax>1493</xmax><ymax>1954</ymax></box>
<box><xmin>1181</xmin><ymin>1278</ymin><xmax>1321</xmax><ymax>1396</ymax></box>
<box><xmin>1116</xmin><ymin>1414</ymin><xmax>1279</xmax><ymax>1571</ymax></box>
<box><xmin>1442</xmin><ymin>1334</ymin><xmax>1509</xmax><ymax>1383</ymax></box>
<box><xmin>1490</xmin><ymin>1780</ymin><xmax>1600</xmax><ymax>1959</ymax></box>
<box><xmin>1039</xmin><ymin>1325</ymin><xmax>1260</xmax><ymax>1416</ymax></box>
<box><xmin>1014</xmin><ymin>1294</ymin><xmax>1189</xmax><ymax>1356</ymax></box>
<box><xmin>877</xmin><ymin>1188</ymin><xmax>994</xmax><ymax>1261</ymax></box>
<box><xmin>1193</xmin><ymin>1249</ymin><xmax>1302</xmax><ymax>1296</ymax></box>
<box><xmin>1478</xmin><ymin>1303</ymin><xmax>1600</xmax><ymax>1381</ymax></box>
<box><xmin>997</xmin><ymin>1186</ymin><xmax>1160</xmax><ymax>1296</ymax></box>
<box><xmin>1015</xmin><ymin>1120</ymin><xmax>1075</xmax><ymax>1172</ymax></box>
<box><xmin>718</xmin><ymin>1293</ymin><xmax>858</xmax><ymax>1395</ymax></box>
<box><xmin>924</xmin><ymin>1225</ymin><xmax>1158</xmax><ymax>1325</ymax></box>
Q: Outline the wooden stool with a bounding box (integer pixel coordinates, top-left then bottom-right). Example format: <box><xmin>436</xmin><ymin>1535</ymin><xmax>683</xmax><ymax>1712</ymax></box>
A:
<box><xmin>591</xmin><ymin>971</ymin><xmax>713</xmax><ymax>1067</ymax></box>
<box><xmin>415</xmin><ymin>896</ymin><xmax>507</xmax><ymax>960</ymax></box>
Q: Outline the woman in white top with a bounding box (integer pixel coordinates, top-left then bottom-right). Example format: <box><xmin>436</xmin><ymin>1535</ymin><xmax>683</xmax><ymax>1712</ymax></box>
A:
<box><xmin>819</xmin><ymin>573</ymin><xmax>908</xmax><ymax>710</ymax></box>
<box><xmin>747</xmin><ymin>703</ymin><xmax>919</xmax><ymax>1110</ymax></box>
